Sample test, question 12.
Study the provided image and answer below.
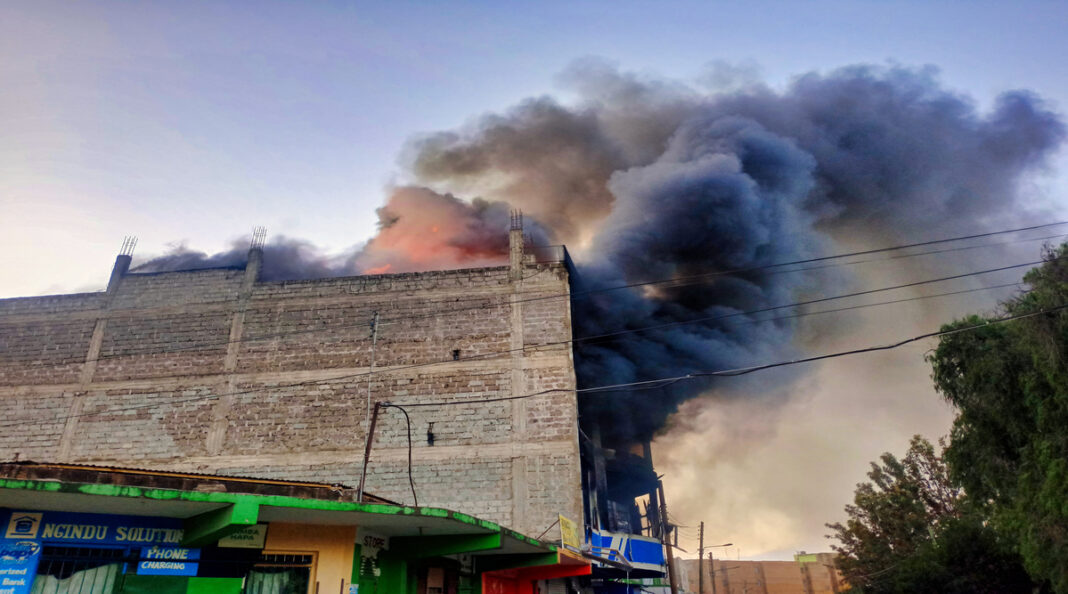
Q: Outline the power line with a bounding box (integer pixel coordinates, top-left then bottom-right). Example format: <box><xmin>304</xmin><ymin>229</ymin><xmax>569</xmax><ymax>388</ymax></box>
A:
<box><xmin>398</xmin><ymin>301</ymin><xmax>1068</xmax><ymax>407</ymax></box>
<box><xmin>0</xmin><ymin>275</ymin><xmax>1034</xmax><ymax>428</ymax></box>
<box><xmin>29</xmin><ymin>222</ymin><xmax>1068</xmax><ymax>366</ymax></box>
<box><xmin>379</xmin><ymin>403</ymin><xmax>418</xmax><ymax>507</ymax></box>
<box><xmin>379</xmin><ymin>222</ymin><xmax>1068</xmax><ymax>321</ymax></box>
<box><xmin>573</xmin><ymin>259</ymin><xmax>1044</xmax><ymax>346</ymax></box>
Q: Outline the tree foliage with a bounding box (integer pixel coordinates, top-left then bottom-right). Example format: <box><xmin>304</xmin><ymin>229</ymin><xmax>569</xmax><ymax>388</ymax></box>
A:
<box><xmin>929</xmin><ymin>244</ymin><xmax>1068</xmax><ymax>592</ymax></box>
<box><xmin>828</xmin><ymin>437</ymin><xmax>1033</xmax><ymax>593</ymax></box>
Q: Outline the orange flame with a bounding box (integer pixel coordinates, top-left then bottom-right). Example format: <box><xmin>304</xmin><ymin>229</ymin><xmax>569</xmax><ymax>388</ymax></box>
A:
<box><xmin>363</xmin><ymin>263</ymin><xmax>392</xmax><ymax>275</ymax></box>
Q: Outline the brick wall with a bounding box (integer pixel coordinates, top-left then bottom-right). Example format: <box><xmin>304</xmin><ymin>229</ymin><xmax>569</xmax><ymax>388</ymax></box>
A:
<box><xmin>0</xmin><ymin>251</ymin><xmax>581</xmax><ymax>537</ymax></box>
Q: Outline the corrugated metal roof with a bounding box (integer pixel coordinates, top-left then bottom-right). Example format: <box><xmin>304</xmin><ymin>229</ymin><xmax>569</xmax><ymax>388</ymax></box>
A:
<box><xmin>0</xmin><ymin>460</ymin><xmax>398</xmax><ymax>505</ymax></box>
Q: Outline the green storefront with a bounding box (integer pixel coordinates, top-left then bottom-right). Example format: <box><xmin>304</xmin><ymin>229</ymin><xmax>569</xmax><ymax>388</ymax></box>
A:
<box><xmin>0</xmin><ymin>463</ymin><xmax>589</xmax><ymax>594</ymax></box>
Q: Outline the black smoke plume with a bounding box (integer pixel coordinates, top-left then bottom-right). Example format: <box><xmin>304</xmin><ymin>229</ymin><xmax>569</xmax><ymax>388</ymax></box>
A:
<box><xmin>404</xmin><ymin>61</ymin><xmax>1064</xmax><ymax>445</ymax></box>
<box><xmin>135</xmin><ymin>61</ymin><xmax>1064</xmax><ymax>446</ymax></box>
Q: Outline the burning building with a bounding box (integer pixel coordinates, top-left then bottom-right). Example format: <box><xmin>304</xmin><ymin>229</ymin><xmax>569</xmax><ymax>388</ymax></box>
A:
<box><xmin>0</xmin><ymin>220</ymin><xmax>681</xmax><ymax>586</ymax></box>
<box><xmin>0</xmin><ymin>223</ymin><xmax>587</xmax><ymax>539</ymax></box>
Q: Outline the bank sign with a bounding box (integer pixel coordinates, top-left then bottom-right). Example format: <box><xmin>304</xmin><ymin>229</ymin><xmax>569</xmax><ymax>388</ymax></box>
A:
<box><xmin>0</xmin><ymin>509</ymin><xmax>201</xmax><ymax>594</ymax></box>
<box><xmin>0</xmin><ymin>537</ymin><xmax>39</xmax><ymax>594</ymax></box>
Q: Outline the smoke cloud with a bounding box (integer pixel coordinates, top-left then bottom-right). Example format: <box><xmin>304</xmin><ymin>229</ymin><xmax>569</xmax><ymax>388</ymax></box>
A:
<box><xmin>135</xmin><ymin>186</ymin><xmax>551</xmax><ymax>279</ymax></box>
<box><xmin>407</xmin><ymin>60</ymin><xmax>1063</xmax><ymax>445</ymax></box>
<box><xmin>136</xmin><ymin>61</ymin><xmax>1064</xmax><ymax>452</ymax></box>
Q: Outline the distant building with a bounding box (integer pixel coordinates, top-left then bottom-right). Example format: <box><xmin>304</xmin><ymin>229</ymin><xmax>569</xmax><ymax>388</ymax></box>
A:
<box><xmin>676</xmin><ymin>554</ymin><xmax>844</xmax><ymax>594</ymax></box>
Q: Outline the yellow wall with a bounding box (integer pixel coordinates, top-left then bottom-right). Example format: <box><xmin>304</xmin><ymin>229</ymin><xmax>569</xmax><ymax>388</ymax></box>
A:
<box><xmin>264</xmin><ymin>523</ymin><xmax>357</xmax><ymax>594</ymax></box>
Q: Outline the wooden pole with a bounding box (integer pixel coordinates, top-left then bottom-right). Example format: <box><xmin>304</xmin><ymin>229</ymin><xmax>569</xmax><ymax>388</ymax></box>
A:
<box><xmin>356</xmin><ymin>401</ymin><xmax>383</xmax><ymax>501</ymax></box>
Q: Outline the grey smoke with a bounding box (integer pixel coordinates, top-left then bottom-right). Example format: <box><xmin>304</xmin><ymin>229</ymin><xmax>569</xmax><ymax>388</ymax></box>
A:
<box><xmin>133</xmin><ymin>236</ymin><xmax>352</xmax><ymax>281</ymax></box>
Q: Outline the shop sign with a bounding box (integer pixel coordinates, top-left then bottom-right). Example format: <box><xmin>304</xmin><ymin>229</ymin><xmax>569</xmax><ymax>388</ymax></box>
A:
<box><xmin>358</xmin><ymin>530</ymin><xmax>388</xmax><ymax>555</ymax></box>
<box><xmin>356</xmin><ymin>529</ymin><xmax>388</xmax><ymax>584</ymax></box>
<box><xmin>136</xmin><ymin>547</ymin><xmax>200</xmax><ymax>576</ymax></box>
<box><xmin>2</xmin><ymin>510</ymin><xmax>184</xmax><ymax>547</ymax></box>
<box><xmin>218</xmin><ymin>525</ymin><xmax>267</xmax><ymax>549</ymax></box>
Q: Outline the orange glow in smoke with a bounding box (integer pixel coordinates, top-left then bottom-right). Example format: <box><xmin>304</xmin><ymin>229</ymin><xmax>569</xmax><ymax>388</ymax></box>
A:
<box><xmin>363</xmin><ymin>263</ymin><xmax>393</xmax><ymax>275</ymax></box>
<box><xmin>355</xmin><ymin>187</ymin><xmax>511</xmax><ymax>274</ymax></box>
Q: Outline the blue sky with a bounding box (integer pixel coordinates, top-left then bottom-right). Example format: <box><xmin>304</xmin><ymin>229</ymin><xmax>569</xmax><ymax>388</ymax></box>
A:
<box><xmin>3</xmin><ymin>0</ymin><xmax>1067</xmax><ymax>559</ymax></box>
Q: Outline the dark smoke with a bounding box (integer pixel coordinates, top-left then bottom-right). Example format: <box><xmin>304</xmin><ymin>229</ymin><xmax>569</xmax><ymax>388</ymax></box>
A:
<box><xmin>135</xmin><ymin>61</ymin><xmax>1064</xmax><ymax>446</ymax></box>
<box><xmin>403</xmin><ymin>61</ymin><xmax>1064</xmax><ymax>445</ymax></box>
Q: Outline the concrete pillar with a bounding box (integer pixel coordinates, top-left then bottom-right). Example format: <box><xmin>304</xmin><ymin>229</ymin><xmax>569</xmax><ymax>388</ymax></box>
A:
<box><xmin>243</xmin><ymin>246</ymin><xmax>263</xmax><ymax>292</ymax></box>
<box><xmin>509</xmin><ymin>211</ymin><xmax>524</xmax><ymax>280</ymax></box>
<box><xmin>106</xmin><ymin>254</ymin><xmax>131</xmax><ymax>294</ymax></box>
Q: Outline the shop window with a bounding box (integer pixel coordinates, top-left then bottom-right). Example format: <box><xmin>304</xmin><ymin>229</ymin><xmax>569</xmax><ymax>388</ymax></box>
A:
<box><xmin>32</xmin><ymin>546</ymin><xmax>127</xmax><ymax>594</ymax></box>
<box><xmin>243</xmin><ymin>554</ymin><xmax>313</xmax><ymax>594</ymax></box>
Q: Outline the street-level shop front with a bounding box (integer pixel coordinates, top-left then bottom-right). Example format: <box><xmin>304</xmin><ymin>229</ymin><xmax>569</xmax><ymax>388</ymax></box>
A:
<box><xmin>1</xmin><ymin>510</ymin><xmax>283</xmax><ymax>594</ymax></box>
<box><xmin>0</xmin><ymin>463</ymin><xmax>590</xmax><ymax>594</ymax></box>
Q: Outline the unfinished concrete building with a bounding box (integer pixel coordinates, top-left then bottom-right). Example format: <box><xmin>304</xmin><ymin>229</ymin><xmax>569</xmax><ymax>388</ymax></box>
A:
<box><xmin>0</xmin><ymin>222</ymin><xmax>581</xmax><ymax>539</ymax></box>
<box><xmin>0</xmin><ymin>225</ymin><xmax>677</xmax><ymax>594</ymax></box>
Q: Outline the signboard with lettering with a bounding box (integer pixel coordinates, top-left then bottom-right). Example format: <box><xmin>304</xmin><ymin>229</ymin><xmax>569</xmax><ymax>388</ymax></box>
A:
<box><xmin>2</xmin><ymin>510</ymin><xmax>185</xmax><ymax>547</ymax></box>
<box><xmin>137</xmin><ymin>547</ymin><xmax>200</xmax><ymax>576</ymax></box>
<box><xmin>217</xmin><ymin>525</ymin><xmax>267</xmax><ymax>549</ymax></box>
<box><xmin>356</xmin><ymin>529</ymin><xmax>388</xmax><ymax>590</ymax></box>
<box><xmin>0</xmin><ymin>509</ymin><xmax>273</xmax><ymax>588</ymax></box>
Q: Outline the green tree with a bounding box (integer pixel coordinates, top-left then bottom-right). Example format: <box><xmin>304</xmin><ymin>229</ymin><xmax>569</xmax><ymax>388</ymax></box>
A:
<box><xmin>827</xmin><ymin>436</ymin><xmax>959</xmax><ymax>591</ymax></box>
<box><xmin>828</xmin><ymin>436</ymin><xmax>1034</xmax><ymax>593</ymax></box>
<box><xmin>929</xmin><ymin>244</ymin><xmax>1068</xmax><ymax>592</ymax></box>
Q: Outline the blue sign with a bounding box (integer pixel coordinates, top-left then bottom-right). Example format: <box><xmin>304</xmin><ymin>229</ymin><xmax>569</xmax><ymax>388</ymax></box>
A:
<box><xmin>136</xmin><ymin>559</ymin><xmax>198</xmax><ymax>577</ymax></box>
<box><xmin>2</xmin><ymin>510</ymin><xmax>185</xmax><ymax>547</ymax></box>
<box><xmin>0</xmin><ymin>538</ymin><xmax>41</xmax><ymax>594</ymax></box>
<box><xmin>589</xmin><ymin>529</ymin><xmax>666</xmax><ymax>574</ymax></box>
<box><xmin>136</xmin><ymin>547</ymin><xmax>200</xmax><ymax>577</ymax></box>
<box><xmin>0</xmin><ymin>511</ymin><xmax>218</xmax><ymax>582</ymax></box>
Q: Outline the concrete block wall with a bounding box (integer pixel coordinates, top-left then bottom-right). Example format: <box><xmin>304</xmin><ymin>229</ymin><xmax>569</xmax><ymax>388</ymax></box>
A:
<box><xmin>0</xmin><ymin>254</ymin><xmax>582</xmax><ymax>537</ymax></box>
<box><xmin>678</xmin><ymin>558</ymin><xmax>845</xmax><ymax>594</ymax></box>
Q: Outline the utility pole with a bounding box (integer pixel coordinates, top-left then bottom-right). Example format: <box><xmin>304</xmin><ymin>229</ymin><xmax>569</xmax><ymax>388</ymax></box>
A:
<box><xmin>658</xmin><ymin>480</ymin><xmax>679</xmax><ymax>594</ymax></box>
<box><xmin>698</xmin><ymin>521</ymin><xmax>705</xmax><ymax>594</ymax></box>
<box><xmin>365</xmin><ymin>311</ymin><xmax>380</xmax><ymax>425</ymax></box>
<box><xmin>357</xmin><ymin>312</ymin><xmax>380</xmax><ymax>502</ymax></box>
<box><xmin>356</xmin><ymin>401</ymin><xmax>382</xmax><ymax>501</ymax></box>
<box><xmin>708</xmin><ymin>552</ymin><xmax>717</xmax><ymax>594</ymax></box>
